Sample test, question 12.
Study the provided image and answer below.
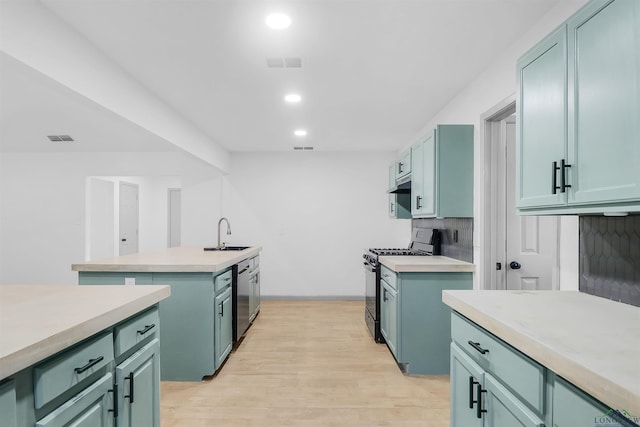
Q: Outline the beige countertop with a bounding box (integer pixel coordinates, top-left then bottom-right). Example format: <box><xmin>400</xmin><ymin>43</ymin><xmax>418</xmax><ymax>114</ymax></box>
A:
<box><xmin>379</xmin><ymin>255</ymin><xmax>475</xmax><ymax>273</ymax></box>
<box><xmin>442</xmin><ymin>290</ymin><xmax>640</xmax><ymax>415</ymax></box>
<box><xmin>72</xmin><ymin>245</ymin><xmax>262</xmax><ymax>273</ymax></box>
<box><xmin>0</xmin><ymin>284</ymin><xmax>170</xmax><ymax>379</ymax></box>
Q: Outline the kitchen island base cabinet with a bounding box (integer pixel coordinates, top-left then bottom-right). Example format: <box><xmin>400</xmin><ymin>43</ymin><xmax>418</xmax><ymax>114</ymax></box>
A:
<box><xmin>80</xmin><ymin>270</ymin><xmax>234</xmax><ymax>381</ymax></box>
<box><xmin>552</xmin><ymin>376</ymin><xmax>614</xmax><ymax>427</ymax></box>
<box><xmin>214</xmin><ymin>285</ymin><xmax>233</xmax><ymax>370</ymax></box>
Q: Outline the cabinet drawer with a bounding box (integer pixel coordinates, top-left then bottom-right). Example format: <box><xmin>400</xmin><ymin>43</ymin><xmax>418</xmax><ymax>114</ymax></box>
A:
<box><xmin>33</xmin><ymin>332</ymin><xmax>114</xmax><ymax>409</ymax></box>
<box><xmin>251</xmin><ymin>255</ymin><xmax>260</xmax><ymax>270</ymax></box>
<box><xmin>451</xmin><ymin>313</ymin><xmax>545</xmax><ymax>414</ymax></box>
<box><xmin>214</xmin><ymin>269</ymin><xmax>232</xmax><ymax>293</ymax></box>
<box><xmin>114</xmin><ymin>306</ymin><xmax>159</xmax><ymax>358</ymax></box>
<box><xmin>380</xmin><ymin>265</ymin><xmax>397</xmax><ymax>290</ymax></box>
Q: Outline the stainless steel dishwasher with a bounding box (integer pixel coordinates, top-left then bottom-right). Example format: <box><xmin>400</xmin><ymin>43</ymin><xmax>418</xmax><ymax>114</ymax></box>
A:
<box><xmin>233</xmin><ymin>259</ymin><xmax>251</xmax><ymax>342</ymax></box>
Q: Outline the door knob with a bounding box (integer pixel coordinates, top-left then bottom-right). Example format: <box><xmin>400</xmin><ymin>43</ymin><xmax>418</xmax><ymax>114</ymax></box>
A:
<box><xmin>509</xmin><ymin>261</ymin><xmax>521</xmax><ymax>270</ymax></box>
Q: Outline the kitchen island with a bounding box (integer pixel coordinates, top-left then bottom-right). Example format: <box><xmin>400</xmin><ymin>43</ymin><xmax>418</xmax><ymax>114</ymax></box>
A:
<box><xmin>0</xmin><ymin>284</ymin><xmax>170</xmax><ymax>426</ymax></box>
<box><xmin>72</xmin><ymin>246</ymin><xmax>262</xmax><ymax>381</ymax></box>
<box><xmin>443</xmin><ymin>290</ymin><xmax>640</xmax><ymax>426</ymax></box>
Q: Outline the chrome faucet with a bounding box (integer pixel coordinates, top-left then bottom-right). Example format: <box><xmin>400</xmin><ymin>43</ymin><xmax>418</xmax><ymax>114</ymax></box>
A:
<box><xmin>217</xmin><ymin>217</ymin><xmax>231</xmax><ymax>248</ymax></box>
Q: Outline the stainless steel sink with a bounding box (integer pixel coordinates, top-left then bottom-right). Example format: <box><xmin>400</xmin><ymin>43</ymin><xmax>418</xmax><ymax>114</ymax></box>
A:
<box><xmin>203</xmin><ymin>246</ymin><xmax>250</xmax><ymax>251</ymax></box>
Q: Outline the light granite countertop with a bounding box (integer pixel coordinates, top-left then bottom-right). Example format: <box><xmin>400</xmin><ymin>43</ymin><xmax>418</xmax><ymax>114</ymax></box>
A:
<box><xmin>0</xmin><ymin>284</ymin><xmax>170</xmax><ymax>379</ymax></box>
<box><xmin>379</xmin><ymin>255</ymin><xmax>475</xmax><ymax>273</ymax></box>
<box><xmin>442</xmin><ymin>290</ymin><xmax>640</xmax><ymax>415</ymax></box>
<box><xmin>72</xmin><ymin>245</ymin><xmax>262</xmax><ymax>273</ymax></box>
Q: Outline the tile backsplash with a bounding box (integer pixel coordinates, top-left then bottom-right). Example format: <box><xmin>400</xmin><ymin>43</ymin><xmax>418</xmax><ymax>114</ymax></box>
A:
<box><xmin>579</xmin><ymin>215</ymin><xmax>640</xmax><ymax>307</ymax></box>
<box><xmin>412</xmin><ymin>218</ymin><xmax>473</xmax><ymax>263</ymax></box>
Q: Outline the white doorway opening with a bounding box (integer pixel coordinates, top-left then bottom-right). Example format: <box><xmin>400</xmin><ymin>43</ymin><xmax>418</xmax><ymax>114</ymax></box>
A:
<box><xmin>480</xmin><ymin>97</ymin><xmax>559</xmax><ymax>290</ymax></box>
<box><xmin>119</xmin><ymin>181</ymin><xmax>139</xmax><ymax>255</ymax></box>
<box><xmin>167</xmin><ymin>188</ymin><xmax>181</xmax><ymax>247</ymax></box>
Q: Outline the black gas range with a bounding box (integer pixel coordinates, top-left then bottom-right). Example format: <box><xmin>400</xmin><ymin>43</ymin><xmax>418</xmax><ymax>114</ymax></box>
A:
<box><xmin>364</xmin><ymin>228</ymin><xmax>442</xmax><ymax>343</ymax></box>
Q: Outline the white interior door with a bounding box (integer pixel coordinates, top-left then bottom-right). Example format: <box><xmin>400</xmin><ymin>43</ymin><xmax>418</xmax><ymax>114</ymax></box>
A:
<box><xmin>504</xmin><ymin>118</ymin><xmax>558</xmax><ymax>290</ymax></box>
<box><xmin>119</xmin><ymin>181</ymin><xmax>139</xmax><ymax>255</ymax></box>
<box><xmin>167</xmin><ymin>188</ymin><xmax>181</xmax><ymax>247</ymax></box>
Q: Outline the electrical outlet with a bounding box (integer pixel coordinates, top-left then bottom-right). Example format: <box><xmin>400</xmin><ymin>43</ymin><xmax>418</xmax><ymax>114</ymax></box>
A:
<box><xmin>124</xmin><ymin>277</ymin><xmax>136</xmax><ymax>286</ymax></box>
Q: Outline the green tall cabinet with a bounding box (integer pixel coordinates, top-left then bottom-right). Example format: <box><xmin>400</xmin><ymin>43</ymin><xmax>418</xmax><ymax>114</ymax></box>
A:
<box><xmin>411</xmin><ymin>124</ymin><xmax>474</xmax><ymax>218</ymax></box>
<box><xmin>517</xmin><ymin>0</ymin><xmax>640</xmax><ymax>214</ymax></box>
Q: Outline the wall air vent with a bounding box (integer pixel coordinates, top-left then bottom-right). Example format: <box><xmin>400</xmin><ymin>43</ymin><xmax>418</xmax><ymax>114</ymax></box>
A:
<box><xmin>267</xmin><ymin>57</ymin><xmax>303</xmax><ymax>68</ymax></box>
<box><xmin>293</xmin><ymin>146</ymin><xmax>314</xmax><ymax>151</ymax></box>
<box><xmin>47</xmin><ymin>135</ymin><xmax>74</xmax><ymax>142</ymax></box>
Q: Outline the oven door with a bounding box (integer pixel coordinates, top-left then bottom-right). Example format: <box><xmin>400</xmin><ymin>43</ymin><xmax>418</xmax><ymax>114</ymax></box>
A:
<box><xmin>364</xmin><ymin>259</ymin><xmax>378</xmax><ymax>320</ymax></box>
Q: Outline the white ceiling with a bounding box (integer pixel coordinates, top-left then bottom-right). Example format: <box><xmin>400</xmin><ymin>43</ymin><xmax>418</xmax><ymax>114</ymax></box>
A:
<box><xmin>1</xmin><ymin>0</ymin><xmax>559</xmax><ymax>154</ymax></box>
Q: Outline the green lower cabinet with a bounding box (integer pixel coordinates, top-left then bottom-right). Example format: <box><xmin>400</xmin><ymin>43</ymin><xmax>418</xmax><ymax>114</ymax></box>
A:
<box><xmin>35</xmin><ymin>373</ymin><xmax>114</xmax><ymax>427</ymax></box>
<box><xmin>381</xmin><ymin>269</ymin><xmax>473</xmax><ymax>375</ymax></box>
<box><xmin>552</xmin><ymin>376</ymin><xmax>618</xmax><ymax>427</ymax></box>
<box><xmin>115</xmin><ymin>339</ymin><xmax>160</xmax><ymax>427</ymax></box>
<box><xmin>484</xmin><ymin>374</ymin><xmax>544</xmax><ymax>427</ymax></box>
<box><xmin>214</xmin><ymin>286</ymin><xmax>233</xmax><ymax>370</ymax></box>
<box><xmin>80</xmin><ymin>270</ymin><xmax>233</xmax><ymax>381</ymax></box>
<box><xmin>0</xmin><ymin>378</ymin><xmax>18</xmax><ymax>427</ymax></box>
<box><xmin>450</xmin><ymin>343</ymin><xmax>544</xmax><ymax>427</ymax></box>
<box><xmin>450</xmin><ymin>343</ymin><xmax>483</xmax><ymax>427</ymax></box>
<box><xmin>380</xmin><ymin>280</ymin><xmax>398</xmax><ymax>358</ymax></box>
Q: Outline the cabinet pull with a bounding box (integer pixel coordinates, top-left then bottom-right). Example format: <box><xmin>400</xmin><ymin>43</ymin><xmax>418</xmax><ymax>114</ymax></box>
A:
<box><xmin>416</xmin><ymin>195</ymin><xmax>422</xmax><ymax>209</ymax></box>
<box><xmin>124</xmin><ymin>372</ymin><xmax>135</xmax><ymax>403</ymax></box>
<box><xmin>390</xmin><ymin>202</ymin><xmax>394</xmax><ymax>212</ymax></box>
<box><xmin>137</xmin><ymin>324</ymin><xmax>156</xmax><ymax>335</ymax></box>
<box><xmin>552</xmin><ymin>161</ymin><xmax>561</xmax><ymax>194</ymax></box>
<box><xmin>468</xmin><ymin>376</ymin><xmax>476</xmax><ymax>409</ymax></box>
<box><xmin>476</xmin><ymin>384</ymin><xmax>487</xmax><ymax>419</ymax></box>
<box><xmin>220</xmin><ymin>302</ymin><xmax>224</xmax><ymax>317</ymax></box>
<box><xmin>398</xmin><ymin>162</ymin><xmax>404</xmax><ymax>174</ymax></box>
<box><xmin>561</xmin><ymin>159</ymin><xmax>572</xmax><ymax>192</ymax></box>
<box><xmin>109</xmin><ymin>382</ymin><xmax>119</xmax><ymax>418</ymax></box>
<box><xmin>383</xmin><ymin>288</ymin><xmax>388</xmax><ymax>302</ymax></box>
<box><xmin>74</xmin><ymin>356</ymin><xmax>104</xmax><ymax>374</ymax></box>
<box><xmin>468</xmin><ymin>341</ymin><xmax>489</xmax><ymax>354</ymax></box>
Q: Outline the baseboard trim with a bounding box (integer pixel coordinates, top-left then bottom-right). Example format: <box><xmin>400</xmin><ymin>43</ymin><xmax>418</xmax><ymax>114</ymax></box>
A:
<box><xmin>260</xmin><ymin>295</ymin><xmax>363</xmax><ymax>301</ymax></box>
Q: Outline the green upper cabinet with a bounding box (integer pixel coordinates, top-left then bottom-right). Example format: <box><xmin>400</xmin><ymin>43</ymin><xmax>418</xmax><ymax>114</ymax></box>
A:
<box><xmin>517</xmin><ymin>0</ymin><xmax>640</xmax><ymax>214</ymax></box>
<box><xmin>388</xmin><ymin>163</ymin><xmax>411</xmax><ymax>219</ymax></box>
<box><xmin>395</xmin><ymin>150</ymin><xmax>411</xmax><ymax>181</ymax></box>
<box><xmin>412</xmin><ymin>125</ymin><xmax>474</xmax><ymax>218</ymax></box>
<box><xmin>516</xmin><ymin>25</ymin><xmax>568</xmax><ymax>209</ymax></box>
<box><xmin>567</xmin><ymin>0</ymin><xmax>640</xmax><ymax>206</ymax></box>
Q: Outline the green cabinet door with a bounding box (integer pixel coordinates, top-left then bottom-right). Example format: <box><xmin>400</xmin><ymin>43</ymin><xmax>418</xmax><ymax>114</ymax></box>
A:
<box><xmin>516</xmin><ymin>25</ymin><xmax>568</xmax><ymax>209</ymax></box>
<box><xmin>552</xmin><ymin>376</ymin><xmax>610</xmax><ymax>427</ymax></box>
<box><xmin>483</xmin><ymin>374</ymin><xmax>544</xmax><ymax>427</ymax></box>
<box><xmin>396</xmin><ymin>150</ymin><xmax>411</xmax><ymax>180</ymax></box>
<box><xmin>411</xmin><ymin>139</ymin><xmax>425</xmax><ymax>216</ymax></box>
<box><xmin>115</xmin><ymin>339</ymin><xmax>160</xmax><ymax>427</ymax></box>
<box><xmin>420</xmin><ymin>131</ymin><xmax>436</xmax><ymax>217</ymax></box>
<box><xmin>380</xmin><ymin>280</ymin><xmax>398</xmax><ymax>359</ymax></box>
<box><xmin>35</xmin><ymin>373</ymin><xmax>114</xmax><ymax>427</ymax></box>
<box><xmin>450</xmin><ymin>343</ymin><xmax>483</xmax><ymax>427</ymax></box>
<box><xmin>214</xmin><ymin>286</ymin><xmax>233</xmax><ymax>370</ymax></box>
<box><xmin>567</xmin><ymin>0</ymin><xmax>640</xmax><ymax>206</ymax></box>
<box><xmin>0</xmin><ymin>379</ymin><xmax>17</xmax><ymax>427</ymax></box>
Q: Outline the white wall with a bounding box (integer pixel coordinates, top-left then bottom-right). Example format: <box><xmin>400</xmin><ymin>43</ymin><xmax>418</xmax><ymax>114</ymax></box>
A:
<box><xmin>224</xmin><ymin>151</ymin><xmax>410</xmax><ymax>297</ymax></box>
<box><xmin>400</xmin><ymin>0</ymin><xmax>588</xmax><ymax>291</ymax></box>
<box><xmin>0</xmin><ymin>151</ymin><xmax>220</xmax><ymax>284</ymax></box>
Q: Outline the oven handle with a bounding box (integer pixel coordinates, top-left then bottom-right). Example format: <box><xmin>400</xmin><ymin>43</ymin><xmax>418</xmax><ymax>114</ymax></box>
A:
<box><xmin>363</xmin><ymin>262</ymin><xmax>376</xmax><ymax>272</ymax></box>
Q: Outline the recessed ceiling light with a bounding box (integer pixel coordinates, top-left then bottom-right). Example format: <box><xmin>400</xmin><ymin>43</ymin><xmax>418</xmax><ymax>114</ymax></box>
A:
<box><xmin>294</xmin><ymin>129</ymin><xmax>307</xmax><ymax>137</ymax></box>
<box><xmin>284</xmin><ymin>93</ymin><xmax>302</xmax><ymax>103</ymax></box>
<box><xmin>266</xmin><ymin>13</ymin><xmax>291</xmax><ymax>30</ymax></box>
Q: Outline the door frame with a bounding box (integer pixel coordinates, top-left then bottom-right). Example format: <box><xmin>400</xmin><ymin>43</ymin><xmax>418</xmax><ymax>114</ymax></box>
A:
<box><xmin>479</xmin><ymin>95</ymin><xmax>560</xmax><ymax>290</ymax></box>
<box><xmin>167</xmin><ymin>187</ymin><xmax>181</xmax><ymax>248</ymax></box>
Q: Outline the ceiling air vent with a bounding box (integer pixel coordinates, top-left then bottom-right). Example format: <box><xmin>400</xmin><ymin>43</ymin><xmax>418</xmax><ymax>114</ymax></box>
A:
<box><xmin>267</xmin><ymin>57</ymin><xmax>303</xmax><ymax>68</ymax></box>
<box><xmin>293</xmin><ymin>146</ymin><xmax>314</xmax><ymax>151</ymax></box>
<box><xmin>47</xmin><ymin>135</ymin><xmax>74</xmax><ymax>142</ymax></box>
